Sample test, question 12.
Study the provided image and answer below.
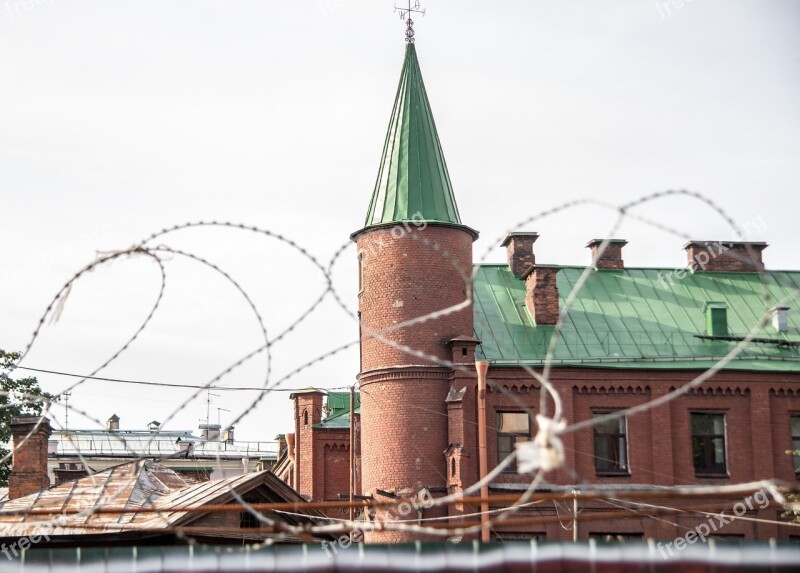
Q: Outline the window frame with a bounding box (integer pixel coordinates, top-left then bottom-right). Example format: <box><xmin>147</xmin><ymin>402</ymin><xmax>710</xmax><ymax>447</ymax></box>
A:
<box><xmin>790</xmin><ymin>414</ymin><xmax>800</xmax><ymax>480</ymax></box>
<box><xmin>496</xmin><ymin>410</ymin><xmax>531</xmax><ymax>473</ymax></box>
<box><xmin>690</xmin><ymin>411</ymin><xmax>728</xmax><ymax>477</ymax></box>
<box><xmin>358</xmin><ymin>252</ymin><xmax>365</xmax><ymax>294</ymax></box>
<box><xmin>591</xmin><ymin>410</ymin><xmax>630</xmax><ymax>476</ymax></box>
<box><xmin>240</xmin><ymin>510</ymin><xmax>259</xmax><ymax>529</ymax></box>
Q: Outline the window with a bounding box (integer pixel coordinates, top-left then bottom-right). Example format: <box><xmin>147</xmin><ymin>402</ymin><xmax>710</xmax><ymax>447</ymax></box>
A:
<box><xmin>791</xmin><ymin>415</ymin><xmax>800</xmax><ymax>479</ymax></box>
<box><xmin>589</xmin><ymin>533</ymin><xmax>643</xmax><ymax>543</ymax></box>
<box><xmin>303</xmin><ymin>410</ymin><xmax>309</xmax><ymax>426</ymax></box>
<box><xmin>240</xmin><ymin>511</ymin><xmax>259</xmax><ymax>529</ymax></box>
<box><xmin>358</xmin><ymin>253</ymin><xmax>364</xmax><ymax>294</ymax></box>
<box><xmin>451</xmin><ymin>457</ymin><xmax>457</xmax><ymax>477</ymax></box>
<box><xmin>497</xmin><ymin>411</ymin><xmax>530</xmax><ymax>472</ymax></box>
<box><xmin>491</xmin><ymin>532</ymin><xmax>545</xmax><ymax>542</ymax></box>
<box><xmin>593</xmin><ymin>413</ymin><xmax>629</xmax><ymax>475</ymax></box>
<box><xmin>691</xmin><ymin>413</ymin><xmax>727</xmax><ymax>476</ymax></box>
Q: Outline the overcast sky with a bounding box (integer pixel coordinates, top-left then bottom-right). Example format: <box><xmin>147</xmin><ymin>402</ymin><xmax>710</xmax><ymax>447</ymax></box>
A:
<box><xmin>1</xmin><ymin>1</ymin><xmax>798</xmax><ymax>444</ymax></box>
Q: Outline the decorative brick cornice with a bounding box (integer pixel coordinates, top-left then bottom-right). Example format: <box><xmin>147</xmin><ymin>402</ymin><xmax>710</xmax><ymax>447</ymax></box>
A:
<box><xmin>770</xmin><ymin>388</ymin><xmax>799</xmax><ymax>398</ymax></box>
<box><xmin>358</xmin><ymin>366</ymin><xmax>453</xmax><ymax>385</ymax></box>
<box><xmin>488</xmin><ymin>381</ymin><xmax>541</xmax><ymax>394</ymax></box>
<box><xmin>669</xmin><ymin>385</ymin><xmax>750</xmax><ymax>397</ymax></box>
<box><xmin>574</xmin><ymin>384</ymin><xmax>651</xmax><ymax>395</ymax></box>
<box><xmin>323</xmin><ymin>442</ymin><xmax>349</xmax><ymax>451</ymax></box>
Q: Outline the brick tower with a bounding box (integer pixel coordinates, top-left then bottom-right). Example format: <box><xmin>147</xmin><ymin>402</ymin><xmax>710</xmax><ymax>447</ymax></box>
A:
<box><xmin>351</xmin><ymin>43</ymin><xmax>478</xmax><ymax>543</ymax></box>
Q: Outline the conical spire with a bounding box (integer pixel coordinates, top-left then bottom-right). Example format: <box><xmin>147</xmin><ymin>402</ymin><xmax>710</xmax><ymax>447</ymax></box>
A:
<box><xmin>364</xmin><ymin>43</ymin><xmax>462</xmax><ymax>227</ymax></box>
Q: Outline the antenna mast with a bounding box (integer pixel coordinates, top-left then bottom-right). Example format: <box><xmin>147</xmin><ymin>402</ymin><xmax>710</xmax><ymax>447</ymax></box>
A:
<box><xmin>63</xmin><ymin>391</ymin><xmax>72</xmax><ymax>431</ymax></box>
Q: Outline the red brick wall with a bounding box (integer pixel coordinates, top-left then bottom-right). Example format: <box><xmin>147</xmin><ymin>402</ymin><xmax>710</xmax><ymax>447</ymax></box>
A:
<box><xmin>355</xmin><ymin>223</ymin><xmax>475</xmax><ymax>542</ymax></box>
<box><xmin>356</xmin><ymin>224</ymin><xmax>474</xmax><ymax>370</ymax></box>
<box><xmin>294</xmin><ymin>392</ymin><xmax>324</xmax><ymax>499</ymax></box>
<box><xmin>476</xmin><ymin>366</ymin><xmax>800</xmax><ymax>541</ymax></box>
<box><xmin>9</xmin><ymin>417</ymin><xmax>52</xmax><ymax>500</ymax></box>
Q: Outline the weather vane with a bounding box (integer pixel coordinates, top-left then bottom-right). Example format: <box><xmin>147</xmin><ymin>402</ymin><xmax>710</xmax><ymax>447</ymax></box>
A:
<box><xmin>394</xmin><ymin>0</ymin><xmax>425</xmax><ymax>43</ymax></box>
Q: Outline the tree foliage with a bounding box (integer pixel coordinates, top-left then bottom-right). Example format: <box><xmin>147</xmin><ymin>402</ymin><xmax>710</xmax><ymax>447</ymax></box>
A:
<box><xmin>0</xmin><ymin>350</ymin><xmax>56</xmax><ymax>485</ymax></box>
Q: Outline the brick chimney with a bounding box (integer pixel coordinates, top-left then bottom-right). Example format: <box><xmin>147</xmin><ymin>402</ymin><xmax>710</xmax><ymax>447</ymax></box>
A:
<box><xmin>523</xmin><ymin>265</ymin><xmax>560</xmax><ymax>325</ymax></box>
<box><xmin>587</xmin><ymin>239</ymin><xmax>628</xmax><ymax>270</ymax></box>
<box><xmin>9</xmin><ymin>416</ymin><xmax>52</xmax><ymax>500</ymax></box>
<box><xmin>502</xmin><ymin>233</ymin><xmax>539</xmax><ymax>278</ymax></box>
<box><xmin>684</xmin><ymin>241</ymin><xmax>767</xmax><ymax>272</ymax></box>
<box><xmin>290</xmin><ymin>390</ymin><xmax>325</xmax><ymax>499</ymax></box>
<box><xmin>276</xmin><ymin>434</ymin><xmax>287</xmax><ymax>457</ymax></box>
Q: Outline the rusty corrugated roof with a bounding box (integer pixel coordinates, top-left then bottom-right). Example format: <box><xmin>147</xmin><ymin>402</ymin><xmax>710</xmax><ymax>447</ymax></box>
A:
<box><xmin>0</xmin><ymin>460</ymin><xmax>316</xmax><ymax>537</ymax></box>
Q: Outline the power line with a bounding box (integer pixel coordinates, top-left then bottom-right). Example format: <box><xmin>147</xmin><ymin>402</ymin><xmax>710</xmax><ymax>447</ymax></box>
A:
<box><xmin>15</xmin><ymin>366</ymin><xmax>343</xmax><ymax>393</ymax></box>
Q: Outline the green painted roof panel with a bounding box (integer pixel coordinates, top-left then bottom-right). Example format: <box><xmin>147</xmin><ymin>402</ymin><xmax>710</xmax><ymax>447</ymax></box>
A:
<box><xmin>473</xmin><ymin>265</ymin><xmax>800</xmax><ymax>371</ymax></box>
<box><xmin>364</xmin><ymin>44</ymin><xmax>461</xmax><ymax>227</ymax></box>
<box><xmin>314</xmin><ymin>392</ymin><xmax>360</xmax><ymax>430</ymax></box>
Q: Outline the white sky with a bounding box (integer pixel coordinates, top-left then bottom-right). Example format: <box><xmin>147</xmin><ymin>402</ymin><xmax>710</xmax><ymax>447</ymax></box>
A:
<box><xmin>1</xmin><ymin>1</ymin><xmax>798</xmax><ymax>443</ymax></box>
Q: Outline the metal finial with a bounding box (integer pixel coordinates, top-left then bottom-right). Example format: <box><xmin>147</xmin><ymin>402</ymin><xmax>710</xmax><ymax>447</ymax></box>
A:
<box><xmin>394</xmin><ymin>0</ymin><xmax>425</xmax><ymax>43</ymax></box>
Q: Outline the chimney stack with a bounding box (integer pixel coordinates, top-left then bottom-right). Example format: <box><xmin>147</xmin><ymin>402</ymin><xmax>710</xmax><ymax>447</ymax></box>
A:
<box><xmin>502</xmin><ymin>233</ymin><xmax>539</xmax><ymax>278</ymax></box>
<box><xmin>684</xmin><ymin>241</ymin><xmax>767</xmax><ymax>272</ymax></box>
<box><xmin>587</xmin><ymin>239</ymin><xmax>628</xmax><ymax>270</ymax></box>
<box><xmin>223</xmin><ymin>426</ymin><xmax>235</xmax><ymax>444</ymax></box>
<box><xmin>523</xmin><ymin>266</ymin><xmax>560</xmax><ymax>325</ymax></box>
<box><xmin>276</xmin><ymin>434</ymin><xmax>287</xmax><ymax>457</ymax></box>
<box><xmin>9</xmin><ymin>416</ymin><xmax>52</xmax><ymax>500</ymax></box>
<box><xmin>199</xmin><ymin>423</ymin><xmax>221</xmax><ymax>441</ymax></box>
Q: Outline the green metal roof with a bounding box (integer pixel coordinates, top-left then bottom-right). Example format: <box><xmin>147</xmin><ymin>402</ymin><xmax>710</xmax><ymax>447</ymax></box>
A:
<box><xmin>473</xmin><ymin>265</ymin><xmax>800</xmax><ymax>371</ymax></box>
<box><xmin>314</xmin><ymin>392</ymin><xmax>360</xmax><ymax>430</ymax></box>
<box><xmin>363</xmin><ymin>43</ymin><xmax>461</xmax><ymax>228</ymax></box>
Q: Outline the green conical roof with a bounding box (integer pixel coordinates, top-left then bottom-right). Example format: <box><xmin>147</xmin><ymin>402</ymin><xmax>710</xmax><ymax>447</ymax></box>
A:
<box><xmin>364</xmin><ymin>43</ymin><xmax>462</xmax><ymax>227</ymax></box>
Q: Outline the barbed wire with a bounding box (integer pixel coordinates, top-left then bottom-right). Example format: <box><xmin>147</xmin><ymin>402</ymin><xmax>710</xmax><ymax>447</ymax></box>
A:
<box><xmin>1</xmin><ymin>189</ymin><xmax>798</xmax><ymax>547</ymax></box>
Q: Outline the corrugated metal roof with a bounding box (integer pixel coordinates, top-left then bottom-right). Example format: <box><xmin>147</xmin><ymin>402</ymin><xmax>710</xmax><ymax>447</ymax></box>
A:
<box><xmin>0</xmin><ymin>461</ymin><xmax>317</xmax><ymax>537</ymax></box>
<box><xmin>51</xmin><ymin>430</ymin><xmax>277</xmax><ymax>459</ymax></box>
<box><xmin>473</xmin><ymin>265</ymin><xmax>800</xmax><ymax>370</ymax></box>
<box><xmin>362</xmin><ymin>44</ymin><xmax>462</xmax><ymax>228</ymax></box>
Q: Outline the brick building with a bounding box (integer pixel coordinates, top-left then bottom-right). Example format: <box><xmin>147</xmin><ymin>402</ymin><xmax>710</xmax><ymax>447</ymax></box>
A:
<box><xmin>273</xmin><ymin>390</ymin><xmax>360</xmax><ymax>519</ymax></box>
<box><xmin>278</xmin><ymin>42</ymin><xmax>800</xmax><ymax>543</ymax></box>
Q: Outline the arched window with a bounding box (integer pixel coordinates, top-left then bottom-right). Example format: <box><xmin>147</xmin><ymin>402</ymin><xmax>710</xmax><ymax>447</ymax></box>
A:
<box><xmin>451</xmin><ymin>457</ymin><xmax>457</xmax><ymax>477</ymax></box>
<box><xmin>303</xmin><ymin>410</ymin><xmax>309</xmax><ymax>426</ymax></box>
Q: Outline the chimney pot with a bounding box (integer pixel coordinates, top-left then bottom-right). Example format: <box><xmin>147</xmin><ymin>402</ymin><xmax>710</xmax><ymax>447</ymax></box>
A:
<box><xmin>9</xmin><ymin>416</ymin><xmax>52</xmax><ymax>499</ymax></box>
<box><xmin>501</xmin><ymin>233</ymin><xmax>539</xmax><ymax>278</ymax></box>
<box><xmin>586</xmin><ymin>239</ymin><xmax>628</xmax><ymax>270</ymax></box>
<box><xmin>684</xmin><ymin>241</ymin><xmax>767</xmax><ymax>272</ymax></box>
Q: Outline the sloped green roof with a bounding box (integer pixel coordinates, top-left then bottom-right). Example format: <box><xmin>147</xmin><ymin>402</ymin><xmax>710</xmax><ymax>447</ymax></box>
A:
<box><xmin>314</xmin><ymin>392</ymin><xmax>360</xmax><ymax>430</ymax></box>
<box><xmin>473</xmin><ymin>265</ymin><xmax>800</xmax><ymax>371</ymax></box>
<box><xmin>363</xmin><ymin>43</ymin><xmax>461</xmax><ymax>228</ymax></box>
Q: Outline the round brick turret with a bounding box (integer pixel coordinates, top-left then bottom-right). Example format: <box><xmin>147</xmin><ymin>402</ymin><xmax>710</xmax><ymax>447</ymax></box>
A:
<box><xmin>354</xmin><ymin>221</ymin><xmax>476</xmax><ymax>543</ymax></box>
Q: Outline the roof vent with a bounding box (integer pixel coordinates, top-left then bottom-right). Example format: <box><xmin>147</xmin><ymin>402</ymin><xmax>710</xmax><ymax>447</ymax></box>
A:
<box><xmin>704</xmin><ymin>302</ymin><xmax>728</xmax><ymax>337</ymax></box>
<box><xmin>106</xmin><ymin>414</ymin><xmax>120</xmax><ymax>432</ymax></box>
<box><xmin>771</xmin><ymin>306</ymin><xmax>790</xmax><ymax>333</ymax></box>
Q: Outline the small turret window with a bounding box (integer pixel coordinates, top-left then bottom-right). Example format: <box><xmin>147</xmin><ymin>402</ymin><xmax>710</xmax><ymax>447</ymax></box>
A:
<box><xmin>303</xmin><ymin>410</ymin><xmax>308</xmax><ymax>426</ymax></box>
<box><xmin>358</xmin><ymin>253</ymin><xmax>365</xmax><ymax>294</ymax></box>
